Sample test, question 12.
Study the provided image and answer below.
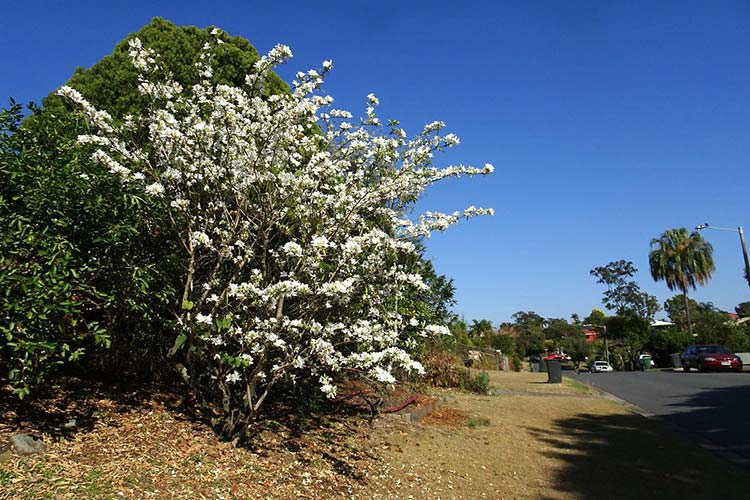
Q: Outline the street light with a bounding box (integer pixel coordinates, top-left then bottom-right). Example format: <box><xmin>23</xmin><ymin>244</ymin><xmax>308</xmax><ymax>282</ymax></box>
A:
<box><xmin>695</xmin><ymin>222</ymin><xmax>750</xmax><ymax>292</ymax></box>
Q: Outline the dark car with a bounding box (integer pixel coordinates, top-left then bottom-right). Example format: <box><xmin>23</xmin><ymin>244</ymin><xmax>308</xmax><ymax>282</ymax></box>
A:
<box><xmin>680</xmin><ymin>344</ymin><xmax>743</xmax><ymax>372</ymax></box>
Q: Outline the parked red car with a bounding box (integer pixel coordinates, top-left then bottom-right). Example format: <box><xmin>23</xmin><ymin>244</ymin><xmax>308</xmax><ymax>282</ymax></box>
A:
<box><xmin>680</xmin><ymin>345</ymin><xmax>742</xmax><ymax>372</ymax></box>
<box><xmin>543</xmin><ymin>353</ymin><xmax>571</xmax><ymax>362</ymax></box>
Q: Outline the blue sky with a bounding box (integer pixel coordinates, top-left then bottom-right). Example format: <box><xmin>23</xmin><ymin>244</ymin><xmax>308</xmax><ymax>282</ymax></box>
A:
<box><xmin>3</xmin><ymin>1</ymin><xmax>750</xmax><ymax>324</ymax></box>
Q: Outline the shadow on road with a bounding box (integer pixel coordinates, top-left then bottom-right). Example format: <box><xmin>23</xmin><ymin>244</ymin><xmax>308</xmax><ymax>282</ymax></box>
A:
<box><xmin>660</xmin><ymin>383</ymin><xmax>750</xmax><ymax>460</ymax></box>
<box><xmin>526</xmin><ymin>409</ymin><xmax>750</xmax><ymax>500</ymax></box>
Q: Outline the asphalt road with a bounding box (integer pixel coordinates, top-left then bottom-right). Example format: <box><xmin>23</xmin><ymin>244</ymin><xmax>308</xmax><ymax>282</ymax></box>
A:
<box><xmin>566</xmin><ymin>369</ymin><xmax>750</xmax><ymax>461</ymax></box>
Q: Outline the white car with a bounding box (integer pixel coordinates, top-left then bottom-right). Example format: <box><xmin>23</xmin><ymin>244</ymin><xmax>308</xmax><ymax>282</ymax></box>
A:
<box><xmin>592</xmin><ymin>361</ymin><xmax>613</xmax><ymax>373</ymax></box>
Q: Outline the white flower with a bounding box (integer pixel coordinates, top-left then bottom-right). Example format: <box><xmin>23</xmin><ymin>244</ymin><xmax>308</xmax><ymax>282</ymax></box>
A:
<box><xmin>281</xmin><ymin>241</ymin><xmax>303</xmax><ymax>257</ymax></box>
<box><xmin>195</xmin><ymin>313</ymin><xmax>213</xmax><ymax>325</ymax></box>
<box><xmin>319</xmin><ymin>375</ymin><xmax>337</xmax><ymax>398</ymax></box>
<box><xmin>424</xmin><ymin>324</ymin><xmax>451</xmax><ymax>336</ymax></box>
<box><xmin>226</xmin><ymin>371</ymin><xmax>241</xmax><ymax>384</ymax></box>
<box><xmin>170</xmin><ymin>198</ymin><xmax>189</xmax><ymax>210</ymax></box>
<box><xmin>145</xmin><ymin>182</ymin><xmax>165</xmax><ymax>196</ymax></box>
<box><xmin>191</xmin><ymin>231</ymin><xmax>211</xmax><ymax>247</ymax></box>
<box><xmin>372</xmin><ymin>366</ymin><xmax>396</xmax><ymax>384</ymax></box>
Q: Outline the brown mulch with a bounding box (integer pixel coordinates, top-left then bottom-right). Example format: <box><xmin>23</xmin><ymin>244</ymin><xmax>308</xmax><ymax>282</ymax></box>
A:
<box><xmin>419</xmin><ymin>407</ymin><xmax>466</xmax><ymax>426</ymax></box>
<box><xmin>0</xmin><ymin>377</ymin><xmax>410</xmax><ymax>500</ymax></box>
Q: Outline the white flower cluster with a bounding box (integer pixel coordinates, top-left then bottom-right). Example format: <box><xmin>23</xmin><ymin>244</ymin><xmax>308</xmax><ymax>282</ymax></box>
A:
<box><xmin>59</xmin><ymin>34</ymin><xmax>493</xmax><ymax>412</ymax></box>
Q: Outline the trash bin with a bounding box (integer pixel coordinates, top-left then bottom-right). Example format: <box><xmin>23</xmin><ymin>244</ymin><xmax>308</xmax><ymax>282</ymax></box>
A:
<box><xmin>547</xmin><ymin>359</ymin><xmax>562</xmax><ymax>383</ymax></box>
<box><xmin>641</xmin><ymin>355</ymin><xmax>653</xmax><ymax>370</ymax></box>
<box><xmin>531</xmin><ymin>362</ymin><xmax>540</xmax><ymax>373</ymax></box>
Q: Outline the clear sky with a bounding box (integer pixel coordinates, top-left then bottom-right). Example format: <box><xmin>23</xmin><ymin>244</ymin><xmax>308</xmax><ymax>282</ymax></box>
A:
<box><xmin>3</xmin><ymin>1</ymin><xmax>749</xmax><ymax>324</ymax></box>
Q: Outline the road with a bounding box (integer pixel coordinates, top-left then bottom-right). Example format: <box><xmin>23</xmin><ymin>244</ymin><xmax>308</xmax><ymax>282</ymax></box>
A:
<box><xmin>566</xmin><ymin>369</ymin><xmax>750</xmax><ymax>461</ymax></box>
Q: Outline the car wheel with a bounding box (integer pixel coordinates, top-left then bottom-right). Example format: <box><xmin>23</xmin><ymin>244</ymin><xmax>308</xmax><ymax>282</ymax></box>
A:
<box><xmin>698</xmin><ymin>361</ymin><xmax>705</xmax><ymax>372</ymax></box>
<box><xmin>682</xmin><ymin>363</ymin><xmax>690</xmax><ymax>372</ymax></box>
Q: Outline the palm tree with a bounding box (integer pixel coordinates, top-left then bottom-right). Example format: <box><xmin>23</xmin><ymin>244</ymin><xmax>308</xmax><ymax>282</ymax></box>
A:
<box><xmin>649</xmin><ymin>228</ymin><xmax>715</xmax><ymax>335</ymax></box>
<box><xmin>469</xmin><ymin>319</ymin><xmax>495</xmax><ymax>339</ymax></box>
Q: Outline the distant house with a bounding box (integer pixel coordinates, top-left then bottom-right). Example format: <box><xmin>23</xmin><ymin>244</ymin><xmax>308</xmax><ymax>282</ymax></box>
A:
<box><xmin>650</xmin><ymin>319</ymin><xmax>674</xmax><ymax>329</ymax></box>
<box><xmin>582</xmin><ymin>329</ymin><xmax>599</xmax><ymax>342</ymax></box>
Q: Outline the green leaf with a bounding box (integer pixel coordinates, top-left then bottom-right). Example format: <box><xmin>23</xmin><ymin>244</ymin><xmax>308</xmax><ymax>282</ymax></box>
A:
<box><xmin>174</xmin><ymin>332</ymin><xmax>187</xmax><ymax>350</ymax></box>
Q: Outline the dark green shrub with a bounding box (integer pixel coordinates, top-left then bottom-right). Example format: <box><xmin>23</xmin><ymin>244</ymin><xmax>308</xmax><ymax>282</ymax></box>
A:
<box><xmin>0</xmin><ymin>102</ymin><xmax>179</xmax><ymax>396</ymax></box>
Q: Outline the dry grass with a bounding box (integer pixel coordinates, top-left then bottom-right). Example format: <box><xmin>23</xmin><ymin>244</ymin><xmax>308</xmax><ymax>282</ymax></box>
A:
<box><xmin>2</xmin><ymin>371</ymin><xmax>750</xmax><ymax>499</ymax></box>
<box><xmin>369</xmin><ymin>370</ymin><xmax>750</xmax><ymax>499</ymax></box>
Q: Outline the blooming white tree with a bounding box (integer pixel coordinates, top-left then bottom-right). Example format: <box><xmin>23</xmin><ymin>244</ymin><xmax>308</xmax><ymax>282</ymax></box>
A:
<box><xmin>59</xmin><ymin>31</ymin><xmax>493</xmax><ymax>442</ymax></box>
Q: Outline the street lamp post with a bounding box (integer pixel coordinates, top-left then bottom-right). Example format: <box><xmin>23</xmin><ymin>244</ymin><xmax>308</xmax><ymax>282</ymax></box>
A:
<box><xmin>695</xmin><ymin>223</ymin><xmax>750</xmax><ymax>292</ymax></box>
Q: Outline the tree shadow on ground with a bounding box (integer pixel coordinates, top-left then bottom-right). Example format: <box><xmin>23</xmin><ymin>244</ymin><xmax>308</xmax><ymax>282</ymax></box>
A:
<box><xmin>659</xmin><ymin>383</ymin><xmax>750</xmax><ymax>460</ymax></box>
<box><xmin>526</xmin><ymin>406</ymin><xmax>750</xmax><ymax>500</ymax></box>
<box><xmin>243</xmin><ymin>381</ymin><xmax>416</xmax><ymax>480</ymax></box>
<box><xmin>0</xmin><ymin>376</ymin><xmax>203</xmax><ymax>441</ymax></box>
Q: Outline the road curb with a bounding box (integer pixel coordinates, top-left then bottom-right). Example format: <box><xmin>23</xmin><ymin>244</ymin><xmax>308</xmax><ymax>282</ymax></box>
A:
<box><xmin>563</xmin><ymin>374</ymin><xmax>655</xmax><ymax>417</ymax></box>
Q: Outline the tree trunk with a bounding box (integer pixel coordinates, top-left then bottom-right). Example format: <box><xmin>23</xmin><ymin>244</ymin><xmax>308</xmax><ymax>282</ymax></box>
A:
<box><xmin>683</xmin><ymin>291</ymin><xmax>693</xmax><ymax>336</ymax></box>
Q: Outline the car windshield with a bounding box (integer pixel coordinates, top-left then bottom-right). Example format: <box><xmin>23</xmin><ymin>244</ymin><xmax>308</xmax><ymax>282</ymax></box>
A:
<box><xmin>696</xmin><ymin>345</ymin><xmax>731</xmax><ymax>354</ymax></box>
<box><xmin>594</xmin><ymin>362</ymin><xmax>608</xmax><ymax>366</ymax></box>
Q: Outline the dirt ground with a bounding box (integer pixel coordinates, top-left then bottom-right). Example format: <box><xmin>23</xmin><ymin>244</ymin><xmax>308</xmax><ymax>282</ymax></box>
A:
<box><xmin>3</xmin><ymin>370</ymin><xmax>750</xmax><ymax>499</ymax></box>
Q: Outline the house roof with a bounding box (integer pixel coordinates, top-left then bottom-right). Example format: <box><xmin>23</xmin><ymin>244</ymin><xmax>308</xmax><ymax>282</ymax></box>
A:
<box><xmin>650</xmin><ymin>319</ymin><xmax>674</xmax><ymax>328</ymax></box>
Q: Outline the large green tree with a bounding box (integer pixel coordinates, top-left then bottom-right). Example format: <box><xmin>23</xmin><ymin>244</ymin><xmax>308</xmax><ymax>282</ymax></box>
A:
<box><xmin>590</xmin><ymin>260</ymin><xmax>659</xmax><ymax>319</ymax></box>
<box><xmin>649</xmin><ymin>228</ymin><xmax>714</xmax><ymax>336</ymax></box>
<box><xmin>42</xmin><ymin>17</ymin><xmax>288</xmax><ymax>121</ymax></box>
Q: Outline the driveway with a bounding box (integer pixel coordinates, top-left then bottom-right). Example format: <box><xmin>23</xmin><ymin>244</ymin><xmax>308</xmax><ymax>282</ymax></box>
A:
<box><xmin>566</xmin><ymin>369</ymin><xmax>750</xmax><ymax>462</ymax></box>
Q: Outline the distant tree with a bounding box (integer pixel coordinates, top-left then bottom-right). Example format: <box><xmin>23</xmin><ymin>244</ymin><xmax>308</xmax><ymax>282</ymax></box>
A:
<box><xmin>516</xmin><ymin>329</ymin><xmax>545</xmax><ymax>357</ymax></box>
<box><xmin>469</xmin><ymin>319</ymin><xmax>495</xmax><ymax>339</ymax></box>
<box><xmin>649</xmin><ymin>228</ymin><xmax>714</xmax><ymax>336</ymax></box>
<box><xmin>448</xmin><ymin>316</ymin><xmax>472</xmax><ymax>346</ymax></box>
<box><xmin>511</xmin><ymin>311</ymin><xmax>545</xmax><ymax>356</ymax></box>
<box><xmin>736</xmin><ymin>302</ymin><xmax>750</xmax><ymax>318</ymax></box>
<box><xmin>570</xmin><ymin>313</ymin><xmax>581</xmax><ymax>325</ymax></box>
<box><xmin>590</xmin><ymin>260</ymin><xmax>659</xmax><ymax>319</ymax></box>
<box><xmin>561</xmin><ymin>334</ymin><xmax>592</xmax><ymax>370</ymax></box>
<box><xmin>606</xmin><ymin>315</ymin><xmax>650</xmax><ymax>370</ymax></box>
<box><xmin>664</xmin><ymin>294</ymin><xmax>699</xmax><ymax>332</ymax></box>
<box><xmin>489</xmin><ymin>333</ymin><xmax>516</xmax><ymax>356</ymax></box>
<box><xmin>692</xmin><ymin>304</ymin><xmax>750</xmax><ymax>351</ymax></box>
<box><xmin>512</xmin><ymin>311</ymin><xmax>546</xmax><ymax>330</ymax></box>
<box><xmin>583</xmin><ymin>308</ymin><xmax>607</xmax><ymax>326</ymax></box>
<box><xmin>544</xmin><ymin>318</ymin><xmax>581</xmax><ymax>340</ymax></box>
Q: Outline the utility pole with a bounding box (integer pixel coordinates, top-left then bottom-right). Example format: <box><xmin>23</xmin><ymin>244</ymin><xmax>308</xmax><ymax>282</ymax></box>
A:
<box><xmin>739</xmin><ymin>226</ymin><xmax>750</xmax><ymax>291</ymax></box>
<box><xmin>696</xmin><ymin>223</ymin><xmax>750</xmax><ymax>295</ymax></box>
